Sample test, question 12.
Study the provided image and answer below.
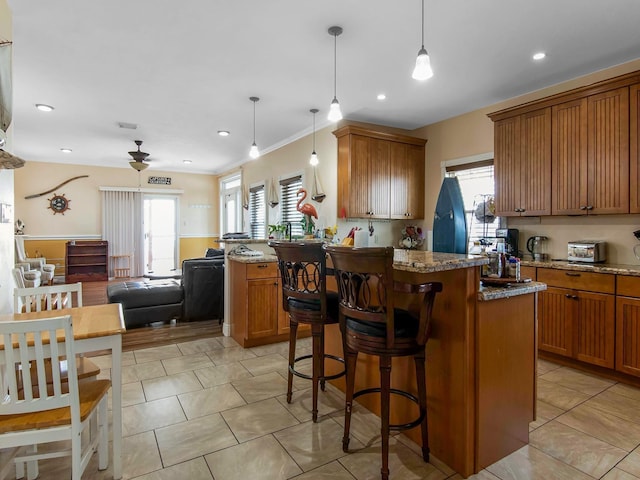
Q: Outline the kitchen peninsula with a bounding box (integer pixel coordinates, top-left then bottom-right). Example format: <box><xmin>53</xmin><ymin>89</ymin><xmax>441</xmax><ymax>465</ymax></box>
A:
<box><xmin>224</xmin><ymin>243</ymin><xmax>546</xmax><ymax>477</ymax></box>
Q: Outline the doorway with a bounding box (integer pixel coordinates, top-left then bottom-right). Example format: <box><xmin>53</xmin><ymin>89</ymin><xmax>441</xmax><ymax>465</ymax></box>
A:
<box><xmin>144</xmin><ymin>195</ymin><xmax>179</xmax><ymax>275</ymax></box>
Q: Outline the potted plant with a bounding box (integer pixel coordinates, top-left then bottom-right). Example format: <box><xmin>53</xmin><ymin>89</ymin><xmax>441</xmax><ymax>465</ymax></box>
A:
<box><xmin>268</xmin><ymin>224</ymin><xmax>287</xmax><ymax>239</ymax></box>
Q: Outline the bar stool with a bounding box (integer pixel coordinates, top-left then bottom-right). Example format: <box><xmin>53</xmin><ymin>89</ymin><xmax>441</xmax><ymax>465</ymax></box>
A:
<box><xmin>324</xmin><ymin>245</ymin><xmax>441</xmax><ymax>480</ymax></box>
<box><xmin>269</xmin><ymin>241</ymin><xmax>345</xmax><ymax>422</ymax></box>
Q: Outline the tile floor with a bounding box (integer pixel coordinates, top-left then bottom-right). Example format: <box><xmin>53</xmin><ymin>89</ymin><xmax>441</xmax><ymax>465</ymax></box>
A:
<box><xmin>21</xmin><ymin>336</ymin><xmax>640</xmax><ymax>479</ymax></box>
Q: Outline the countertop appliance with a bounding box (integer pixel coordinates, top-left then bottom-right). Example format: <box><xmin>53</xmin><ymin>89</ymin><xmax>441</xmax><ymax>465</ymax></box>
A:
<box><xmin>526</xmin><ymin>235</ymin><xmax>548</xmax><ymax>261</ymax></box>
<box><xmin>567</xmin><ymin>240</ymin><xmax>606</xmax><ymax>263</ymax></box>
<box><xmin>495</xmin><ymin>228</ymin><xmax>519</xmax><ymax>257</ymax></box>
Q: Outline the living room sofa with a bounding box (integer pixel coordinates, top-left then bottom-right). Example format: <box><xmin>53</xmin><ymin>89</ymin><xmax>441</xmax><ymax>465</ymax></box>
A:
<box><xmin>107</xmin><ymin>249</ymin><xmax>225</xmax><ymax>329</ymax></box>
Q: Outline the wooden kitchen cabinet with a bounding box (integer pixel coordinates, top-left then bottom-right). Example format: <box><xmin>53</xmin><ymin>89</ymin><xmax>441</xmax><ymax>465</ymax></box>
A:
<box><xmin>537</xmin><ymin>268</ymin><xmax>615</xmax><ymax>368</ymax></box>
<box><xmin>493</xmin><ymin>108</ymin><xmax>551</xmax><ymax>216</ymax></box>
<box><xmin>334</xmin><ymin>125</ymin><xmax>426</xmax><ymax>219</ymax></box>
<box><xmin>616</xmin><ymin>275</ymin><xmax>640</xmax><ymax>377</ymax></box>
<box><xmin>65</xmin><ymin>240</ymin><xmax>108</xmax><ymax>283</ymax></box>
<box><xmin>631</xmin><ymin>83</ymin><xmax>640</xmax><ymax>213</ymax></box>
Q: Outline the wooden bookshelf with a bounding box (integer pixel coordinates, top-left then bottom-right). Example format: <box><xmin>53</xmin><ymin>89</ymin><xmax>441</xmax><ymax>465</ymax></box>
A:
<box><xmin>65</xmin><ymin>240</ymin><xmax>109</xmax><ymax>283</ymax></box>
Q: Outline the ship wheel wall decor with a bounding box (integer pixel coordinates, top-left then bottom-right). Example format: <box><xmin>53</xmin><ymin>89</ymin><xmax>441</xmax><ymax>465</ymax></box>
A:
<box><xmin>47</xmin><ymin>193</ymin><xmax>70</xmax><ymax>214</ymax></box>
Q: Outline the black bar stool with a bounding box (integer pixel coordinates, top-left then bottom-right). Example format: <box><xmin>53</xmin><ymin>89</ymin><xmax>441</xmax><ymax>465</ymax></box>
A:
<box><xmin>269</xmin><ymin>241</ymin><xmax>345</xmax><ymax>422</ymax></box>
<box><xmin>324</xmin><ymin>245</ymin><xmax>442</xmax><ymax>480</ymax></box>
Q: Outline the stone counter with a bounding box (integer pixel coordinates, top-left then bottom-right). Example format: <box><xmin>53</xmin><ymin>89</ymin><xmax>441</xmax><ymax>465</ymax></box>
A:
<box><xmin>478</xmin><ymin>281</ymin><xmax>547</xmax><ymax>301</ymax></box>
<box><xmin>520</xmin><ymin>259</ymin><xmax>640</xmax><ymax>276</ymax></box>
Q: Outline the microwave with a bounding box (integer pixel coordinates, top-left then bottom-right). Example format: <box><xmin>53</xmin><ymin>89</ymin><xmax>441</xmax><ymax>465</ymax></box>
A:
<box><xmin>567</xmin><ymin>241</ymin><xmax>606</xmax><ymax>263</ymax></box>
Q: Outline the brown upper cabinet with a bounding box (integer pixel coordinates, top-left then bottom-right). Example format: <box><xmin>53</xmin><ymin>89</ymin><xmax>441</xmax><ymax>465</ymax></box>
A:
<box><xmin>490</xmin><ymin>70</ymin><xmax>640</xmax><ymax>217</ymax></box>
<box><xmin>333</xmin><ymin>125</ymin><xmax>426</xmax><ymax>220</ymax></box>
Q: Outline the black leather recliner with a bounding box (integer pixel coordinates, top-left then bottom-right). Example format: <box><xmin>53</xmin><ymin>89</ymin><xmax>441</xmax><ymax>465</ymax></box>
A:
<box><xmin>181</xmin><ymin>256</ymin><xmax>224</xmax><ymax>322</ymax></box>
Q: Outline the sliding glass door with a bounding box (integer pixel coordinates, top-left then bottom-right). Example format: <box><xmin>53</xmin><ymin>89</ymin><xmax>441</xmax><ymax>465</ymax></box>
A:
<box><xmin>143</xmin><ymin>195</ymin><xmax>179</xmax><ymax>274</ymax></box>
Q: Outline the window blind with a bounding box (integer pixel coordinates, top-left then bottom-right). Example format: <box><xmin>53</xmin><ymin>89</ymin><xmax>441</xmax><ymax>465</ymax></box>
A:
<box><xmin>280</xmin><ymin>175</ymin><xmax>303</xmax><ymax>237</ymax></box>
<box><xmin>249</xmin><ymin>184</ymin><xmax>266</xmax><ymax>239</ymax></box>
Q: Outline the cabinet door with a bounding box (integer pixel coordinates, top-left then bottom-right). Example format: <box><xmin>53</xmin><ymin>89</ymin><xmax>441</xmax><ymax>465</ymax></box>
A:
<box><xmin>348</xmin><ymin>135</ymin><xmax>371</xmax><ymax>218</ymax></box>
<box><xmin>494</xmin><ymin>116</ymin><xmax>521</xmax><ymax>216</ymax></box>
<box><xmin>368</xmin><ymin>138</ymin><xmax>391</xmax><ymax>218</ymax></box>
<box><xmin>246</xmin><ymin>278</ymin><xmax>279</xmax><ymax>338</ymax></box>
<box><xmin>616</xmin><ymin>296</ymin><xmax>640</xmax><ymax>377</ymax></box>
<box><xmin>552</xmin><ymin>98</ymin><xmax>588</xmax><ymax>215</ymax></box>
<box><xmin>574</xmin><ymin>291</ymin><xmax>615</xmax><ymax>368</ymax></box>
<box><xmin>631</xmin><ymin>84</ymin><xmax>640</xmax><ymax>213</ymax></box>
<box><xmin>587</xmin><ymin>87</ymin><xmax>629</xmax><ymax>214</ymax></box>
<box><xmin>538</xmin><ymin>287</ymin><xmax>573</xmax><ymax>357</ymax></box>
<box><xmin>390</xmin><ymin>142</ymin><xmax>425</xmax><ymax>219</ymax></box>
<box><xmin>520</xmin><ymin>108</ymin><xmax>551</xmax><ymax>215</ymax></box>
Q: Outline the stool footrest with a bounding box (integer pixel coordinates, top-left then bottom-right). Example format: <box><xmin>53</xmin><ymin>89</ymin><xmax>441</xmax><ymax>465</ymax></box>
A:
<box><xmin>353</xmin><ymin>387</ymin><xmax>426</xmax><ymax>431</ymax></box>
<box><xmin>289</xmin><ymin>353</ymin><xmax>346</xmax><ymax>381</ymax></box>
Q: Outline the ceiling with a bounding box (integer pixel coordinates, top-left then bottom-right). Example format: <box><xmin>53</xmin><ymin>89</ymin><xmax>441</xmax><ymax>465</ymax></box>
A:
<box><xmin>6</xmin><ymin>0</ymin><xmax>640</xmax><ymax>175</ymax></box>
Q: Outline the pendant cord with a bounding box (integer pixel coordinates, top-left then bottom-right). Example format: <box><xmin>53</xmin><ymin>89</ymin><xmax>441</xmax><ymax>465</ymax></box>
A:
<box><xmin>333</xmin><ymin>33</ymin><xmax>337</xmax><ymax>97</ymax></box>
<box><xmin>421</xmin><ymin>0</ymin><xmax>425</xmax><ymax>48</ymax></box>
<box><xmin>252</xmin><ymin>101</ymin><xmax>256</xmax><ymax>143</ymax></box>
<box><xmin>312</xmin><ymin>112</ymin><xmax>316</xmax><ymax>151</ymax></box>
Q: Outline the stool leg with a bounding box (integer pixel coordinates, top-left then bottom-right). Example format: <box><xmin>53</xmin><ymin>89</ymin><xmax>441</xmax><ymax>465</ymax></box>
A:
<box><xmin>343</xmin><ymin>346</ymin><xmax>358</xmax><ymax>452</ymax></box>
<box><xmin>414</xmin><ymin>351</ymin><xmax>429</xmax><ymax>462</ymax></box>
<box><xmin>311</xmin><ymin>322</ymin><xmax>323</xmax><ymax>422</ymax></box>
<box><xmin>380</xmin><ymin>355</ymin><xmax>391</xmax><ymax>480</ymax></box>
<box><xmin>287</xmin><ymin>317</ymin><xmax>298</xmax><ymax>404</ymax></box>
<box><xmin>319</xmin><ymin>326</ymin><xmax>326</xmax><ymax>392</ymax></box>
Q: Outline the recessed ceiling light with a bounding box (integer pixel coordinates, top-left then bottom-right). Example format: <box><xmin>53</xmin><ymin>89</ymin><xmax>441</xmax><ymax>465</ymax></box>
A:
<box><xmin>532</xmin><ymin>52</ymin><xmax>546</xmax><ymax>61</ymax></box>
<box><xmin>217</xmin><ymin>130</ymin><xmax>230</xmax><ymax>137</ymax></box>
<box><xmin>60</xmin><ymin>148</ymin><xmax>72</xmax><ymax>153</ymax></box>
<box><xmin>183</xmin><ymin>159</ymin><xmax>192</xmax><ymax>164</ymax></box>
<box><xmin>377</xmin><ymin>93</ymin><xmax>386</xmax><ymax>101</ymax></box>
<box><xmin>35</xmin><ymin>104</ymin><xmax>54</xmax><ymax>112</ymax></box>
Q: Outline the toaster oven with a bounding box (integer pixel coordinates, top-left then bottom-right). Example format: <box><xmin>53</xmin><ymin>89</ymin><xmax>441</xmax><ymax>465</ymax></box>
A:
<box><xmin>567</xmin><ymin>241</ymin><xmax>606</xmax><ymax>263</ymax></box>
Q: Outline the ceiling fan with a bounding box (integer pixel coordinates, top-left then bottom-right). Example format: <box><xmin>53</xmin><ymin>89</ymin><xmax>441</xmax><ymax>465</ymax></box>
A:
<box><xmin>127</xmin><ymin>140</ymin><xmax>151</xmax><ymax>171</ymax></box>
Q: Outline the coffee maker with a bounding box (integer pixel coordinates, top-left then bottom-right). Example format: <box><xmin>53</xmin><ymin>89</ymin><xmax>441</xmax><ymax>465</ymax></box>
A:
<box><xmin>495</xmin><ymin>228</ymin><xmax>519</xmax><ymax>257</ymax></box>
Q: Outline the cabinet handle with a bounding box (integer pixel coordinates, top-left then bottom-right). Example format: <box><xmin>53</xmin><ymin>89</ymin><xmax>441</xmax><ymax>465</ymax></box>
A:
<box><xmin>586</xmin><ymin>205</ymin><xmax>594</xmax><ymax>211</ymax></box>
<box><xmin>579</xmin><ymin>206</ymin><xmax>587</xmax><ymax>211</ymax></box>
<box><xmin>273</xmin><ymin>282</ymin><xmax>278</xmax><ymax>286</ymax></box>
<box><xmin>257</xmin><ymin>264</ymin><xmax>268</xmax><ymax>269</ymax></box>
<box><xmin>572</xmin><ymin>295</ymin><xmax>579</xmax><ymax>300</ymax></box>
<box><xmin>565</xmin><ymin>272</ymin><xmax>581</xmax><ymax>277</ymax></box>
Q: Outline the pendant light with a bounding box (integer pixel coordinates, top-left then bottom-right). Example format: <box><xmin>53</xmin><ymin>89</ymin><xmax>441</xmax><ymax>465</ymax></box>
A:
<box><xmin>309</xmin><ymin>108</ymin><xmax>319</xmax><ymax>166</ymax></box>
<box><xmin>412</xmin><ymin>0</ymin><xmax>434</xmax><ymax>81</ymax></box>
<box><xmin>327</xmin><ymin>26</ymin><xmax>343</xmax><ymax>122</ymax></box>
<box><xmin>249</xmin><ymin>96</ymin><xmax>260</xmax><ymax>159</ymax></box>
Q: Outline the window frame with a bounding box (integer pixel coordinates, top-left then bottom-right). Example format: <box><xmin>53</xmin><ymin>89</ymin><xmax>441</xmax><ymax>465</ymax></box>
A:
<box><xmin>249</xmin><ymin>183</ymin><xmax>266</xmax><ymax>239</ymax></box>
<box><xmin>279</xmin><ymin>175</ymin><xmax>304</xmax><ymax>238</ymax></box>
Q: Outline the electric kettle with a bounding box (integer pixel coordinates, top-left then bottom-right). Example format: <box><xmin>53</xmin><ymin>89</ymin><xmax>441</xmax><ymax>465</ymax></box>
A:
<box><xmin>526</xmin><ymin>235</ymin><xmax>549</xmax><ymax>261</ymax></box>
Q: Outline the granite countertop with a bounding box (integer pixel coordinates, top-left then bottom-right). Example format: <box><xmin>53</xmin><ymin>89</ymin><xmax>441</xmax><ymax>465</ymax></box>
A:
<box><xmin>520</xmin><ymin>259</ymin><xmax>640</xmax><ymax>277</ymax></box>
<box><xmin>228</xmin><ymin>253</ymin><xmax>278</xmax><ymax>264</ymax></box>
<box><xmin>478</xmin><ymin>281</ymin><xmax>547</xmax><ymax>301</ymax></box>
<box><xmin>216</xmin><ymin>238</ymin><xmax>271</xmax><ymax>244</ymax></box>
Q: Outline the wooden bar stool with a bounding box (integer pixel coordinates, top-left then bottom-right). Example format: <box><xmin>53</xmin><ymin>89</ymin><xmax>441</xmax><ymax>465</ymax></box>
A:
<box><xmin>325</xmin><ymin>245</ymin><xmax>441</xmax><ymax>480</ymax></box>
<box><xmin>269</xmin><ymin>241</ymin><xmax>345</xmax><ymax>422</ymax></box>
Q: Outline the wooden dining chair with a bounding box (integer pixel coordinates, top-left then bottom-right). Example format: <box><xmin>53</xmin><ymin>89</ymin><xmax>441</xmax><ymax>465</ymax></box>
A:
<box><xmin>324</xmin><ymin>245</ymin><xmax>442</xmax><ymax>480</ymax></box>
<box><xmin>0</xmin><ymin>315</ymin><xmax>111</xmax><ymax>480</ymax></box>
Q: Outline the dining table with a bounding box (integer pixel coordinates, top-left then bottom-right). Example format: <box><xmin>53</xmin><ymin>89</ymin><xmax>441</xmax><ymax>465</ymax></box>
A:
<box><xmin>0</xmin><ymin>303</ymin><xmax>126</xmax><ymax>479</ymax></box>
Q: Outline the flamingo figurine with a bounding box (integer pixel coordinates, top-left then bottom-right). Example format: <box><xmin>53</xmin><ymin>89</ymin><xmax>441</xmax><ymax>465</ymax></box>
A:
<box><xmin>296</xmin><ymin>188</ymin><xmax>318</xmax><ymax>219</ymax></box>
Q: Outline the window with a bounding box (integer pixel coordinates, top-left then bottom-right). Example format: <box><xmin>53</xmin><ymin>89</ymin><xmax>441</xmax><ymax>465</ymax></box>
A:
<box><xmin>249</xmin><ymin>184</ymin><xmax>266</xmax><ymax>239</ymax></box>
<box><xmin>280</xmin><ymin>175</ymin><xmax>303</xmax><ymax>237</ymax></box>
<box><xmin>445</xmin><ymin>160</ymin><xmax>499</xmax><ymax>249</ymax></box>
<box><xmin>220</xmin><ymin>173</ymin><xmax>243</xmax><ymax>234</ymax></box>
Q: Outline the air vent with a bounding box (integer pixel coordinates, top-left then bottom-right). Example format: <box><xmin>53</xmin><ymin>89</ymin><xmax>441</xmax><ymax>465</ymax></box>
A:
<box><xmin>118</xmin><ymin>122</ymin><xmax>138</xmax><ymax>130</ymax></box>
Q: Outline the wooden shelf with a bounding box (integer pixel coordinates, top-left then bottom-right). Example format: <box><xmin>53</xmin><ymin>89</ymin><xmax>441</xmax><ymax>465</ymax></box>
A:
<box><xmin>65</xmin><ymin>241</ymin><xmax>108</xmax><ymax>283</ymax></box>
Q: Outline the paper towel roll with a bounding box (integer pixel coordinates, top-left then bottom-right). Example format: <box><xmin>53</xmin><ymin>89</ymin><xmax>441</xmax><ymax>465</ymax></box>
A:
<box><xmin>354</xmin><ymin>229</ymin><xmax>368</xmax><ymax>248</ymax></box>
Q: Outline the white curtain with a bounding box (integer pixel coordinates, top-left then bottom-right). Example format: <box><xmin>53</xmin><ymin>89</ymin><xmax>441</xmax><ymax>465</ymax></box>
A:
<box><xmin>102</xmin><ymin>190</ymin><xmax>144</xmax><ymax>277</ymax></box>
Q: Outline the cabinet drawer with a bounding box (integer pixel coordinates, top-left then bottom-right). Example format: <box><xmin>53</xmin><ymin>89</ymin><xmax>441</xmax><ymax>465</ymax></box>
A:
<box><xmin>537</xmin><ymin>268</ymin><xmax>615</xmax><ymax>294</ymax></box>
<box><xmin>246</xmin><ymin>262</ymin><xmax>279</xmax><ymax>279</ymax></box>
<box><xmin>617</xmin><ymin>275</ymin><xmax>640</xmax><ymax>298</ymax></box>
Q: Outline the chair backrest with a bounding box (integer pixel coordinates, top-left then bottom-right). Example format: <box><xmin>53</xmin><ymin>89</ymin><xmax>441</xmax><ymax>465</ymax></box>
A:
<box><xmin>269</xmin><ymin>241</ymin><xmax>328</xmax><ymax>316</ymax></box>
<box><xmin>12</xmin><ymin>268</ymin><xmax>26</xmax><ymax>289</ymax></box>
<box><xmin>14</xmin><ymin>283</ymin><xmax>83</xmax><ymax>313</ymax></box>
<box><xmin>0</xmin><ymin>315</ymin><xmax>78</xmax><ymax>418</ymax></box>
<box><xmin>14</xmin><ymin>236</ymin><xmax>26</xmax><ymax>263</ymax></box>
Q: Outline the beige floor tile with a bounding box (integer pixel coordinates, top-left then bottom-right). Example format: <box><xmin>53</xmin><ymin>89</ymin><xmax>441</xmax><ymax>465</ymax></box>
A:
<box><xmin>248</xmin><ymin>341</ymin><xmax>291</xmax><ymax>358</ymax></box>
<box><xmin>123</xmin><ymin>360</ymin><xmax>167</xmax><ymax>383</ymax></box>
<box><xmin>232</xmin><ymin>371</ymin><xmax>289</xmax><ymax>403</ymax></box>
<box><xmin>122</xmin><ymin>364</ymin><xmax>140</xmax><ymax>384</ymax></box>
<box><xmin>291</xmin><ymin>461</ymin><xmax>355</xmax><ymax>479</ymax></box>
<box><xmin>121</xmin><ymin>431</ymin><xmax>164</xmax><ymax>479</ymax></box>
<box><xmin>206</xmin><ymin>345</ymin><xmax>257</xmax><ymax>365</ymax></box>
<box><xmin>142</xmin><ymin>371</ymin><xmax>203</xmax><ymax>401</ymax></box>
<box><xmin>539</xmin><ymin>366</ymin><xmax>615</xmax><ymax>396</ymax></box>
<box><xmin>241</xmin><ymin>352</ymin><xmax>289</xmax><ymax>376</ymax></box>
<box><xmin>122</xmin><ymin>396</ymin><xmax>186</xmax><ymax>436</ymax></box>
<box><xmin>337</xmin><ymin>436</ymin><xmax>445</xmax><ymax>480</ymax></box>
<box><xmin>132</xmin><ymin>457</ymin><xmax>214</xmax><ymax>480</ymax></box>
<box><xmin>447</xmin><ymin>471</ymin><xmax>501</xmax><ymax>480</ymax></box>
<box><xmin>122</xmin><ymin>381</ymin><xmax>146</xmax><ymax>407</ymax></box>
<box><xmin>602</xmin><ymin>468</ymin><xmax>640</xmax><ymax>480</ymax></box>
<box><xmin>536</xmin><ymin>378</ymin><xmax>591</xmax><ymax>411</ymax></box>
<box><xmin>274</xmin><ymin>417</ymin><xmax>360</xmax><ymax>472</ymax></box>
<box><xmin>221</xmin><ymin>397</ymin><xmax>299</xmax><ymax>443</ymax></box>
<box><xmin>555</xmin><ymin>402</ymin><xmax>640</xmax><ymax>451</ymax></box>
<box><xmin>331</xmin><ymin>403</ymin><xmax>398</xmax><ymax>448</ymax></box>
<box><xmin>530</xmin><ymin>399</ymin><xmax>564</xmax><ymax>430</ymax></box>
<box><xmin>529</xmin><ymin>420</ymin><xmax>626</xmax><ymax>478</ymax></box>
<box><xmin>618</xmin><ymin>448</ymin><xmax>640</xmax><ymax>477</ymax></box>
<box><xmin>194</xmin><ymin>362</ymin><xmax>253</xmax><ymax>388</ymax></box>
<box><xmin>537</xmin><ymin>358</ymin><xmax>562</xmax><ymax>375</ymax></box>
<box><xmin>608</xmin><ymin>383</ymin><xmax>640</xmax><ymax>402</ymax></box>
<box><xmin>486</xmin><ymin>445</ymin><xmax>594</xmax><ymax>480</ymax></box>
<box><xmin>90</xmin><ymin>351</ymin><xmax>136</xmax><ymax>369</ymax></box>
<box><xmin>178</xmin><ymin>383</ymin><xmax>246</xmax><ymax>419</ymax></box>
<box><xmin>276</xmin><ymin>384</ymin><xmax>344</xmax><ymax>422</ymax></box>
<box><xmin>156</xmin><ymin>413</ymin><xmax>237</xmax><ymax>467</ymax></box>
<box><xmin>205</xmin><ymin>435</ymin><xmax>302</xmax><ymax>480</ymax></box>
<box><xmin>586</xmin><ymin>389</ymin><xmax>640</xmax><ymax>425</ymax></box>
<box><xmin>176</xmin><ymin>337</ymin><xmax>223</xmax><ymax>355</ymax></box>
<box><xmin>161</xmin><ymin>352</ymin><xmax>213</xmax><ymax>375</ymax></box>
<box><xmin>217</xmin><ymin>335</ymin><xmax>240</xmax><ymax>348</ymax></box>
<box><xmin>396</xmin><ymin>435</ymin><xmax>456</xmax><ymax>477</ymax></box>
<box><xmin>134</xmin><ymin>344</ymin><xmax>183</xmax><ymax>364</ymax></box>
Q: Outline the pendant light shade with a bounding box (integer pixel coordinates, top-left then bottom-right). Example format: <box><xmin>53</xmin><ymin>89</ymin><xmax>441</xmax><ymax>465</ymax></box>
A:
<box><xmin>327</xmin><ymin>26</ymin><xmax>343</xmax><ymax>122</ymax></box>
<box><xmin>412</xmin><ymin>0</ymin><xmax>434</xmax><ymax>81</ymax></box>
<box><xmin>309</xmin><ymin>108</ymin><xmax>319</xmax><ymax>166</ymax></box>
<box><xmin>249</xmin><ymin>96</ymin><xmax>260</xmax><ymax>159</ymax></box>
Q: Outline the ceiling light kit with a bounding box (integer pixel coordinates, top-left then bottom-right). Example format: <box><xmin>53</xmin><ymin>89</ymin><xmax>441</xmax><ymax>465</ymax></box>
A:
<box><xmin>328</xmin><ymin>26</ymin><xmax>343</xmax><ymax>122</ymax></box>
<box><xmin>377</xmin><ymin>93</ymin><xmax>386</xmax><ymax>100</ymax></box>
<box><xmin>533</xmin><ymin>52</ymin><xmax>546</xmax><ymax>60</ymax></box>
<box><xmin>217</xmin><ymin>130</ymin><xmax>230</xmax><ymax>137</ymax></box>
<box><xmin>35</xmin><ymin>104</ymin><xmax>54</xmax><ymax>112</ymax></box>
<box><xmin>128</xmin><ymin>140</ymin><xmax>150</xmax><ymax>171</ymax></box>
<box><xmin>309</xmin><ymin>108</ymin><xmax>319</xmax><ymax>166</ymax></box>
<box><xmin>412</xmin><ymin>0</ymin><xmax>434</xmax><ymax>81</ymax></box>
<box><xmin>60</xmin><ymin>148</ymin><xmax>72</xmax><ymax>153</ymax></box>
<box><xmin>249</xmin><ymin>96</ymin><xmax>260</xmax><ymax>159</ymax></box>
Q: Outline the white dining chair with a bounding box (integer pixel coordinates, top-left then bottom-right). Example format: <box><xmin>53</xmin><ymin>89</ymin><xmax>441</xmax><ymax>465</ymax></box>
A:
<box><xmin>14</xmin><ymin>283</ymin><xmax>83</xmax><ymax>314</ymax></box>
<box><xmin>0</xmin><ymin>315</ymin><xmax>111</xmax><ymax>480</ymax></box>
